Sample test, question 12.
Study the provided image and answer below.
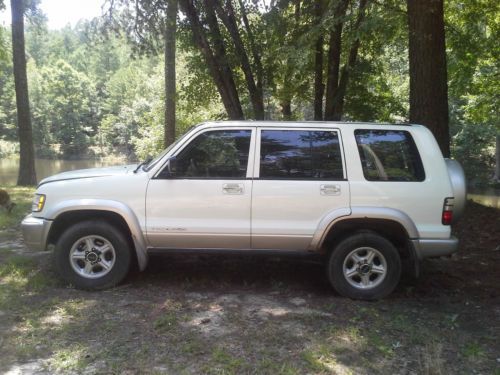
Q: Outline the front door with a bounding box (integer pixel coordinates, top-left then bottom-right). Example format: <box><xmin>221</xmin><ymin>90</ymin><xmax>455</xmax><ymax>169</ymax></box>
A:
<box><xmin>146</xmin><ymin>128</ymin><xmax>255</xmax><ymax>249</ymax></box>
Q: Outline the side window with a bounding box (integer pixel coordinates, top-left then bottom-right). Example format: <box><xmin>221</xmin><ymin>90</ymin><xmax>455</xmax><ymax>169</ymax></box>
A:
<box><xmin>355</xmin><ymin>129</ymin><xmax>425</xmax><ymax>181</ymax></box>
<box><xmin>173</xmin><ymin>130</ymin><xmax>251</xmax><ymax>178</ymax></box>
<box><xmin>259</xmin><ymin>130</ymin><xmax>344</xmax><ymax>180</ymax></box>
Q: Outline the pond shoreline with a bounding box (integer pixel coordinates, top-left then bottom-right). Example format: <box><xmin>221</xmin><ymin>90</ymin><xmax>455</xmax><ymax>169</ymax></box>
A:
<box><xmin>0</xmin><ymin>157</ymin><xmax>132</xmax><ymax>186</ymax></box>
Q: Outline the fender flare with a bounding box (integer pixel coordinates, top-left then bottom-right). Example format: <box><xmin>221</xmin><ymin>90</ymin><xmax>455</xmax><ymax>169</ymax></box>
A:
<box><xmin>46</xmin><ymin>199</ymin><xmax>148</xmax><ymax>271</ymax></box>
<box><xmin>309</xmin><ymin>206</ymin><xmax>419</xmax><ymax>250</ymax></box>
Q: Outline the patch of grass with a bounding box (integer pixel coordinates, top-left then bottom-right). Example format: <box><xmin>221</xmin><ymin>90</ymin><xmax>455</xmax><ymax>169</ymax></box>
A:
<box><xmin>366</xmin><ymin>332</ymin><xmax>394</xmax><ymax>356</ymax></box>
<box><xmin>462</xmin><ymin>342</ymin><xmax>485</xmax><ymax>359</ymax></box>
<box><xmin>153</xmin><ymin>299</ymin><xmax>183</xmax><ymax>332</ymax></box>
<box><xmin>0</xmin><ymin>255</ymin><xmax>55</xmax><ymax>298</ymax></box>
<box><xmin>0</xmin><ymin>185</ymin><xmax>35</xmax><ymax>230</ymax></box>
<box><xmin>302</xmin><ymin>346</ymin><xmax>338</xmax><ymax>373</ymax></box>
<box><xmin>48</xmin><ymin>344</ymin><xmax>89</xmax><ymax>371</ymax></box>
<box><xmin>256</xmin><ymin>357</ymin><xmax>301</xmax><ymax>375</ymax></box>
<box><xmin>154</xmin><ymin>311</ymin><xmax>179</xmax><ymax>332</ymax></box>
<box><xmin>203</xmin><ymin>347</ymin><xmax>246</xmax><ymax>375</ymax></box>
<box><xmin>181</xmin><ymin>337</ymin><xmax>206</xmax><ymax>355</ymax></box>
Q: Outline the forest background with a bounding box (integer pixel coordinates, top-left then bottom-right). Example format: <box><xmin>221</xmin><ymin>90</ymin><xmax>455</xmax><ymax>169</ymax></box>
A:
<box><xmin>0</xmin><ymin>0</ymin><xmax>498</xmax><ymax>186</ymax></box>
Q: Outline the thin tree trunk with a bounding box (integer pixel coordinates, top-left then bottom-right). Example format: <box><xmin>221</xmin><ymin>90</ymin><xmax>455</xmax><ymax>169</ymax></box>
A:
<box><xmin>203</xmin><ymin>0</ymin><xmax>244</xmax><ymax>119</ymax></box>
<box><xmin>213</xmin><ymin>0</ymin><xmax>264</xmax><ymax>119</ymax></box>
<box><xmin>179</xmin><ymin>0</ymin><xmax>243</xmax><ymax>119</ymax></box>
<box><xmin>281</xmin><ymin>0</ymin><xmax>301</xmax><ymax>120</ymax></box>
<box><xmin>238</xmin><ymin>0</ymin><xmax>264</xmax><ymax>103</ymax></box>
<box><xmin>11</xmin><ymin>0</ymin><xmax>36</xmax><ymax>186</ymax></box>
<box><xmin>164</xmin><ymin>0</ymin><xmax>177</xmax><ymax>148</ymax></box>
<box><xmin>324</xmin><ymin>0</ymin><xmax>349</xmax><ymax>121</ymax></box>
<box><xmin>313</xmin><ymin>0</ymin><xmax>324</xmax><ymax>120</ymax></box>
<box><xmin>281</xmin><ymin>100</ymin><xmax>292</xmax><ymax>120</ymax></box>
<box><xmin>495</xmin><ymin>135</ymin><xmax>500</xmax><ymax>181</ymax></box>
<box><xmin>331</xmin><ymin>0</ymin><xmax>369</xmax><ymax>120</ymax></box>
<box><xmin>407</xmin><ymin>0</ymin><xmax>450</xmax><ymax>157</ymax></box>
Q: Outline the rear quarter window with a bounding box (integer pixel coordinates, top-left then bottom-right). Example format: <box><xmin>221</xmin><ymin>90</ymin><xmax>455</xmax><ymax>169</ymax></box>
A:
<box><xmin>354</xmin><ymin>129</ymin><xmax>425</xmax><ymax>182</ymax></box>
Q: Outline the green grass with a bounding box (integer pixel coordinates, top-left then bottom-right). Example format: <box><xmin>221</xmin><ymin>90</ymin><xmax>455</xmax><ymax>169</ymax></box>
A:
<box><xmin>462</xmin><ymin>342</ymin><xmax>486</xmax><ymax>360</ymax></box>
<box><xmin>203</xmin><ymin>347</ymin><xmax>246</xmax><ymax>375</ymax></box>
<box><xmin>154</xmin><ymin>311</ymin><xmax>179</xmax><ymax>332</ymax></box>
<box><xmin>0</xmin><ymin>255</ymin><xmax>56</xmax><ymax>310</ymax></box>
<box><xmin>0</xmin><ymin>185</ymin><xmax>35</xmax><ymax>230</ymax></box>
<box><xmin>153</xmin><ymin>299</ymin><xmax>183</xmax><ymax>332</ymax></box>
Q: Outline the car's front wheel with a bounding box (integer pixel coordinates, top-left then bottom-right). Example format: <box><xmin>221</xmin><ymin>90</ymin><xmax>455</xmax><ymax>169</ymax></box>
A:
<box><xmin>327</xmin><ymin>232</ymin><xmax>401</xmax><ymax>300</ymax></box>
<box><xmin>54</xmin><ymin>221</ymin><xmax>132</xmax><ymax>290</ymax></box>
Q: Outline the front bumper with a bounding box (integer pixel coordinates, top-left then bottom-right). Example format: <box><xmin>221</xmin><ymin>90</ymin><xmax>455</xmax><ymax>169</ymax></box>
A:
<box><xmin>21</xmin><ymin>214</ymin><xmax>52</xmax><ymax>251</ymax></box>
<box><xmin>411</xmin><ymin>236</ymin><xmax>459</xmax><ymax>260</ymax></box>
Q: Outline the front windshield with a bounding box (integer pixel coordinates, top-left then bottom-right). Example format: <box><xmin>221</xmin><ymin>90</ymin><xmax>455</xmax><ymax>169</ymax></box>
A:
<box><xmin>143</xmin><ymin>129</ymin><xmax>195</xmax><ymax>172</ymax></box>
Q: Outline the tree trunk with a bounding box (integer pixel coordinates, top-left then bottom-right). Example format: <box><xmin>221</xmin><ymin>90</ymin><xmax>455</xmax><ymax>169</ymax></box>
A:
<box><xmin>281</xmin><ymin>100</ymin><xmax>292</xmax><ymax>120</ymax></box>
<box><xmin>238</xmin><ymin>0</ymin><xmax>264</xmax><ymax>106</ymax></box>
<box><xmin>179</xmin><ymin>0</ymin><xmax>243</xmax><ymax>119</ymax></box>
<box><xmin>313</xmin><ymin>0</ymin><xmax>324</xmax><ymax>121</ymax></box>
<box><xmin>164</xmin><ymin>0</ymin><xmax>177</xmax><ymax>148</ymax></box>
<box><xmin>324</xmin><ymin>0</ymin><xmax>348</xmax><ymax>121</ymax></box>
<box><xmin>203</xmin><ymin>0</ymin><xmax>244</xmax><ymax>119</ymax></box>
<box><xmin>331</xmin><ymin>0</ymin><xmax>369</xmax><ymax>120</ymax></box>
<box><xmin>495</xmin><ymin>135</ymin><xmax>500</xmax><ymax>181</ymax></box>
<box><xmin>407</xmin><ymin>0</ymin><xmax>450</xmax><ymax>157</ymax></box>
<box><xmin>280</xmin><ymin>0</ymin><xmax>301</xmax><ymax>121</ymax></box>
<box><xmin>213</xmin><ymin>0</ymin><xmax>264</xmax><ymax>119</ymax></box>
<box><xmin>11</xmin><ymin>0</ymin><xmax>36</xmax><ymax>186</ymax></box>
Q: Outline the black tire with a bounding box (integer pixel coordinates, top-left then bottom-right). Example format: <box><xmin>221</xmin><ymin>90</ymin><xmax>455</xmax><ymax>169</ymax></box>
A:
<box><xmin>327</xmin><ymin>232</ymin><xmax>401</xmax><ymax>300</ymax></box>
<box><xmin>54</xmin><ymin>220</ymin><xmax>132</xmax><ymax>290</ymax></box>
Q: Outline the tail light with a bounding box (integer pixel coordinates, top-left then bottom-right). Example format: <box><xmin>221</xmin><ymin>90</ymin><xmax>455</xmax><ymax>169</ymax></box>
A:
<box><xmin>442</xmin><ymin>197</ymin><xmax>454</xmax><ymax>225</ymax></box>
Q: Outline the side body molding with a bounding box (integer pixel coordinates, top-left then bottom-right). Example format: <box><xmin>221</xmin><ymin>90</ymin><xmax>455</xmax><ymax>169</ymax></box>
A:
<box><xmin>310</xmin><ymin>206</ymin><xmax>419</xmax><ymax>250</ymax></box>
<box><xmin>45</xmin><ymin>199</ymin><xmax>148</xmax><ymax>271</ymax></box>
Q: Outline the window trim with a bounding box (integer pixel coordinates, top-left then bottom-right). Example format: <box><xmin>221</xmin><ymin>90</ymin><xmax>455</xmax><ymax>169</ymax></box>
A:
<box><xmin>154</xmin><ymin>127</ymin><xmax>256</xmax><ymax>180</ymax></box>
<box><xmin>354</xmin><ymin>129</ymin><xmax>426</xmax><ymax>182</ymax></box>
<box><xmin>254</xmin><ymin>127</ymin><xmax>347</xmax><ymax>181</ymax></box>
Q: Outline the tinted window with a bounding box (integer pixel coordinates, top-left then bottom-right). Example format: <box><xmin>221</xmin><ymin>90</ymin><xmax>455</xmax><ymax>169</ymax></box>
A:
<box><xmin>260</xmin><ymin>130</ymin><xmax>344</xmax><ymax>179</ymax></box>
<box><xmin>173</xmin><ymin>130</ymin><xmax>251</xmax><ymax>178</ymax></box>
<box><xmin>355</xmin><ymin>130</ymin><xmax>425</xmax><ymax>181</ymax></box>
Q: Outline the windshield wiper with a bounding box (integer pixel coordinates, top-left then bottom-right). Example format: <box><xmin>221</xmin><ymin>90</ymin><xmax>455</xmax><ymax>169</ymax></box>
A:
<box><xmin>133</xmin><ymin>158</ymin><xmax>152</xmax><ymax>173</ymax></box>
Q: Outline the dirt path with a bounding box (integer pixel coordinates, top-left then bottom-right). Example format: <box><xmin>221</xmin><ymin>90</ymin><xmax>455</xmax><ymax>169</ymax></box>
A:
<box><xmin>0</xmin><ymin>202</ymin><xmax>499</xmax><ymax>374</ymax></box>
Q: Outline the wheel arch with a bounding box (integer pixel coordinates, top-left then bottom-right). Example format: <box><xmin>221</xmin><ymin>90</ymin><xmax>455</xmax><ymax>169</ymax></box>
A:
<box><xmin>46</xmin><ymin>200</ymin><xmax>148</xmax><ymax>271</ymax></box>
<box><xmin>311</xmin><ymin>207</ymin><xmax>419</xmax><ymax>266</ymax></box>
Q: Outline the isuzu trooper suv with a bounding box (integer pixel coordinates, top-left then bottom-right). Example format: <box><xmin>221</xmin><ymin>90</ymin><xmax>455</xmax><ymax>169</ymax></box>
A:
<box><xmin>21</xmin><ymin>121</ymin><xmax>466</xmax><ymax>300</ymax></box>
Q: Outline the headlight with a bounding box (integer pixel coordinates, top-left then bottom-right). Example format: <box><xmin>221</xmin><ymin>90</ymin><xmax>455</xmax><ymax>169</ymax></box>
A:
<box><xmin>32</xmin><ymin>194</ymin><xmax>46</xmax><ymax>212</ymax></box>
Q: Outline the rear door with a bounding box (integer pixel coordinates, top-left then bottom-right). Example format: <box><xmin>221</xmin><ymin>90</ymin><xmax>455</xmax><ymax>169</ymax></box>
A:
<box><xmin>251</xmin><ymin>127</ymin><xmax>350</xmax><ymax>250</ymax></box>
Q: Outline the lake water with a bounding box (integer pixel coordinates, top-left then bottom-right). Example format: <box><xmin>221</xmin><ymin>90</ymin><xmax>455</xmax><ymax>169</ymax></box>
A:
<box><xmin>0</xmin><ymin>158</ymin><xmax>128</xmax><ymax>185</ymax></box>
<box><xmin>1</xmin><ymin>157</ymin><xmax>499</xmax><ymax>208</ymax></box>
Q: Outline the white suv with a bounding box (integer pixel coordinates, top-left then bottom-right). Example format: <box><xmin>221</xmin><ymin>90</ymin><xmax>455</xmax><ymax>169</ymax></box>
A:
<box><xmin>21</xmin><ymin>121</ymin><xmax>466</xmax><ymax>300</ymax></box>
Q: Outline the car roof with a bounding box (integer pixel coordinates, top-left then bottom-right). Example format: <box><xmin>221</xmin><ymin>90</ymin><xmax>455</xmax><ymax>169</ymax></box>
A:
<box><xmin>199</xmin><ymin>120</ymin><xmax>421</xmax><ymax>130</ymax></box>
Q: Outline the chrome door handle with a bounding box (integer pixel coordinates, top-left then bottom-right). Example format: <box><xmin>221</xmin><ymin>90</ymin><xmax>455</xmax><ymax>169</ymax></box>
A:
<box><xmin>320</xmin><ymin>184</ymin><xmax>340</xmax><ymax>195</ymax></box>
<box><xmin>222</xmin><ymin>183</ymin><xmax>244</xmax><ymax>195</ymax></box>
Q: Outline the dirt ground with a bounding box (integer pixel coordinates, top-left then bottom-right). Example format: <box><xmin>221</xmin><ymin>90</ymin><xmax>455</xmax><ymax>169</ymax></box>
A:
<box><xmin>0</xmin><ymin>201</ymin><xmax>499</xmax><ymax>374</ymax></box>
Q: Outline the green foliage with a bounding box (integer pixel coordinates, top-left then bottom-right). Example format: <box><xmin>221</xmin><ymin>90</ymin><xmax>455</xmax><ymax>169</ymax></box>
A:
<box><xmin>452</xmin><ymin>123</ymin><xmax>497</xmax><ymax>185</ymax></box>
<box><xmin>0</xmin><ymin>0</ymin><xmax>497</xmax><ymax>186</ymax></box>
<box><xmin>0</xmin><ymin>140</ymin><xmax>19</xmax><ymax>158</ymax></box>
<box><xmin>31</xmin><ymin>60</ymin><xmax>98</xmax><ymax>157</ymax></box>
<box><xmin>446</xmin><ymin>0</ymin><xmax>499</xmax><ymax>184</ymax></box>
<box><xmin>0</xmin><ymin>25</ymin><xmax>8</xmax><ymax>62</ymax></box>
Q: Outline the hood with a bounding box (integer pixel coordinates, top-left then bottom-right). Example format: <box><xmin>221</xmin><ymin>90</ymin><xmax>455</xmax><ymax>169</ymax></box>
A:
<box><xmin>38</xmin><ymin>164</ymin><xmax>137</xmax><ymax>186</ymax></box>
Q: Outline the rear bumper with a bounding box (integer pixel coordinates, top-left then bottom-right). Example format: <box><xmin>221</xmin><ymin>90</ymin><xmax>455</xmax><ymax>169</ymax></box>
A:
<box><xmin>21</xmin><ymin>214</ymin><xmax>52</xmax><ymax>251</ymax></box>
<box><xmin>411</xmin><ymin>236</ymin><xmax>459</xmax><ymax>260</ymax></box>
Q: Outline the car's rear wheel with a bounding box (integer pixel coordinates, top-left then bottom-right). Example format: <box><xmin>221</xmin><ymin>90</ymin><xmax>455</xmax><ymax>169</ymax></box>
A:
<box><xmin>327</xmin><ymin>232</ymin><xmax>401</xmax><ymax>300</ymax></box>
<box><xmin>54</xmin><ymin>220</ymin><xmax>132</xmax><ymax>290</ymax></box>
